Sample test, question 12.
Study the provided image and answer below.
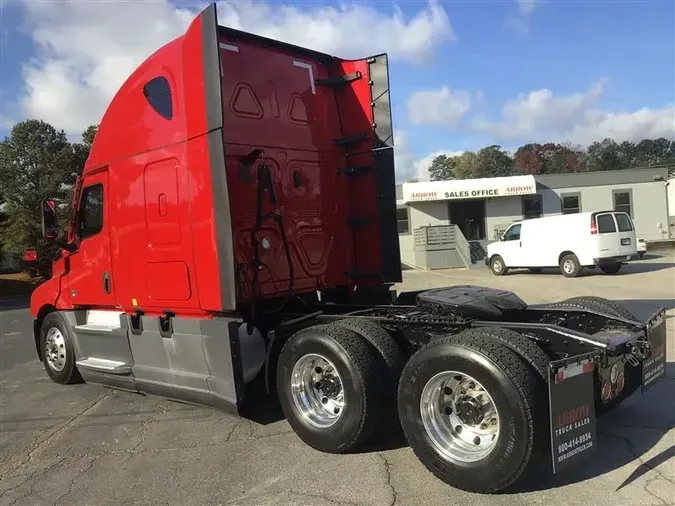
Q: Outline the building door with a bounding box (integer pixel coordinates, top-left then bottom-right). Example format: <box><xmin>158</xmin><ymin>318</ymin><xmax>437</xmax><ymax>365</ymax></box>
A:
<box><xmin>448</xmin><ymin>199</ymin><xmax>486</xmax><ymax>241</ymax></box>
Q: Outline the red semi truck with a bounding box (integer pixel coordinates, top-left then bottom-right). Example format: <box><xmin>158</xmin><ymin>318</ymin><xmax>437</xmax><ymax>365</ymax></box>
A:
<box><xmin>27</xmin><ymin>3</ymin><xmax>667</xmax><ymax>494</ymax></box>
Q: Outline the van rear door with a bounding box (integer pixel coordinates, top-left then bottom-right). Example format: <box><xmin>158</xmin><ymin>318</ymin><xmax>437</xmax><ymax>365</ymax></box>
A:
<box><xmin>613</xmin><ymin>212</ymin><xmax>638</xmax><ymax>257</ymax></box>
<box><xmin>592</xmin><ymin>212</ymin><xmax>636</xmax><ymax>260</ymax></box>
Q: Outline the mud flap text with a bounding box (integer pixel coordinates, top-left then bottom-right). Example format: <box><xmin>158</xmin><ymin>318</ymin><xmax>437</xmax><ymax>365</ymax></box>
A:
<box><xmin>548</xmin><ymin>355</ymin><xmax>598</xmax><ymax>473</ymax></box>
<box><xmin>642</xmin><ymin>309</ymin><xmax>667</xmax><ymax>392</ymax></box>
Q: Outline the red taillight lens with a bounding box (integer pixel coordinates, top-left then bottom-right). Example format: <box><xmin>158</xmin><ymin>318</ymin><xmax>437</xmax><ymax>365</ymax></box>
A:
<box><xmin>615</xmin><ymin>372</ymin><xmax>625</xmax><ymax>395</ymax></box>
<box><xmin>590</xmin><ymin>217</ymin><xmax>597</xmax><ymax>235</ymax></box>
<box><xmin>601</xmin><ymin>380</ymin><xmax>613</xmax><ymax>401</ymax></box>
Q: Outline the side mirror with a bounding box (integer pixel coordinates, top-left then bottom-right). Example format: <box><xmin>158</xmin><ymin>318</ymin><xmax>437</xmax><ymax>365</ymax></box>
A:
<box><xmin>23</xmin><ymin>248</ymin><xmax>38</xmax><ymax>262</ymax></box>
<box><xmin>41</xmin><ymin>199</ymin><xmax>58</xmax><ymax>240</ymax></box>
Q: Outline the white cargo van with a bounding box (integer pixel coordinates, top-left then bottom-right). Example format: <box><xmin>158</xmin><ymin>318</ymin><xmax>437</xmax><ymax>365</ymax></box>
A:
<box><xmin>486</xmin><ymin>210</ymin><xmax>638</xmax><ymax>277</ymax></box>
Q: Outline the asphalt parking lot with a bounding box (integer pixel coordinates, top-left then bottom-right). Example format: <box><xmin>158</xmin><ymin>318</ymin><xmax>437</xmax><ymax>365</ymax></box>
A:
<box><xmin>1</xmin><ymin>251</ymin><xmax>674</xmax><ymax>506</ymax></box>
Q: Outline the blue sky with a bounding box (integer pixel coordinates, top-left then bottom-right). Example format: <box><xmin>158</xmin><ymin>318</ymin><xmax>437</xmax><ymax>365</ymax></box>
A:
<box><xmin>1</xmin><ymin>0</ymin><xmax>673</xmax><ymax>181</ymax></box>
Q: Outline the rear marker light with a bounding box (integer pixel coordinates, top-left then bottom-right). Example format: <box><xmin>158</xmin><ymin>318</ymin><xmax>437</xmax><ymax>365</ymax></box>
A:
<box><xmin>601</xmin><ymin>380</ymin><xmax>613</xmax><ymax>402</ymax></box>
<box><xmin>615</xmin><ymin>372</ymin><xmax>625</xmax><ymax>395</ymax></box>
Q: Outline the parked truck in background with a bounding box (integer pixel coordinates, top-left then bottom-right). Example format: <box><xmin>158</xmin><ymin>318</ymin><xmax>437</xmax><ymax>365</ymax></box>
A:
<box><xmin>25</xmin><ymin>4</ymin><xmax>667</xmax><ymax>495</ymax></box>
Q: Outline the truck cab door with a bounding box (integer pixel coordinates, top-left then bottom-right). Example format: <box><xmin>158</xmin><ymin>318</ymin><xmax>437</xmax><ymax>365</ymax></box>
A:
<box><xmin>67</xmin><ymin>170</ymin><xmax>117</xmax><ymax>307</ymax></box>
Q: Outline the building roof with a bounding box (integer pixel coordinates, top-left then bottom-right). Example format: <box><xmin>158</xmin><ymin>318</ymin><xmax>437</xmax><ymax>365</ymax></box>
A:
<box><xmin>395</xmin><ymin>167</ymin><xmax>670</xmax><ymax>197</ymax></box>
<box><xmin>535</xmin><ymin>167</ymin><xmax>670</xmax><ymax>190</ymax></box>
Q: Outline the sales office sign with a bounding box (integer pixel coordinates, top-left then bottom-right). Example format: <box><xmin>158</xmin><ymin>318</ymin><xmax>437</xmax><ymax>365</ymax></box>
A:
<box><xmin>401</xmin><ymin>175</ymin><xmax>538</xmax><ymax>203</ymax></box>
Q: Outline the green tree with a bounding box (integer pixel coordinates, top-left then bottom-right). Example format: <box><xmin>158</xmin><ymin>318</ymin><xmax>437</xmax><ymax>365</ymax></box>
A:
<box><xmin>428</xmin><ymin>154</ymin><xmax>456</xmax><ymax>181</ymax></box>
<box><xmin>452</xmin><ymin>151</ymin><xmax>479</xmax><ymax>179</ymax></box>
<box><xmin>0</xmin><ymin>120</ymin><xmax>88</xmax><ymax>276</ymax></box>
<box><xmin>474</xmin><ymin>145</ymin><xmax>513</xmax><ymax>178</ymax></box>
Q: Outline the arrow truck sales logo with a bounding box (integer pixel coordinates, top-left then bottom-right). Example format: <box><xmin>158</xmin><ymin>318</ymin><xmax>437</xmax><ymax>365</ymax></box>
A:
<box><xmin>408</xmin><ymin>185</ymin><xmax>535</xmax><ymax>201</ymax></box>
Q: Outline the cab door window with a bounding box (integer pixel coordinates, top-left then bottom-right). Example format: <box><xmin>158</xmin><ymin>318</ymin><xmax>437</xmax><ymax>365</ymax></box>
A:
<box><xmin>78</xmin><ymin>183</ymin><xmax>104</xmax><ymax>239</ymax></box>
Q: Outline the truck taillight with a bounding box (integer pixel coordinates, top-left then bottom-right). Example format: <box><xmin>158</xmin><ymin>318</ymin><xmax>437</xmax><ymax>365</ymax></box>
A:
<box><xmin>590</xmin><ymin>216</ymin><xmax>597</xmax><ymax>235</ymax></box>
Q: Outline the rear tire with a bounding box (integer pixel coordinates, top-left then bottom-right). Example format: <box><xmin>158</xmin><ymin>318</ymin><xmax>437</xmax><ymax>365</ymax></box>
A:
<box><xmin>489</xmin><ymin>255</ymin><xmax>507</xmax><ymax>276</ymax></box>
<box><xmin>559</xmin><ymin>253</ymin><xmax>582</xmax><ymax>277</ymax></box>
<box><xmin>331</xmin><ymin>318</ymin><xmax>405</xmax><ymax>435</ymax></box>
<box><xmin>397</xmin><ymin>333</ymin><xmax>542</xmax><ymax>493</ymax></box>
<box><xmin>276</xmin><ymin>324</ymin><xmax>382</xmax><ymax>453</ymax></box>
<box><xmin>40</xmin><ymin>312</ymin><xmax>83</xmax><ymax>385</ymax></box>
<box><xmin>599</xmin><ymin>263</ymin><xmax>622</xmax><ymax>274</ymax></box>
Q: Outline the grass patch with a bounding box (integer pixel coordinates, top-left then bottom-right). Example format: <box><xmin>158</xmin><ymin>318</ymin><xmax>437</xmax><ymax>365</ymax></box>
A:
<box><xmin>0</xmin><ymin>272</ymin><xmax>41</xmax><ymax>298</ymax></box>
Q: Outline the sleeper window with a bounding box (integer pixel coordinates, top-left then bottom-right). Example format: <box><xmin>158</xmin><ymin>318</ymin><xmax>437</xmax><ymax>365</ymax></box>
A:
<box><xmin>78</xmin><ymin>184</ymin><xmax>104</xmax><ymax>239</ymax></box>
<box><xmin>143</xmin><ymin>76</ymin><xmax>173</xmax><ymax>120</ymax></box>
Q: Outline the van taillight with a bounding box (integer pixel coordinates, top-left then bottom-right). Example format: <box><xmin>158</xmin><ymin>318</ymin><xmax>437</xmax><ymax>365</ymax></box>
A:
<box><xmin>590</xmin><ymin>217</ymin><xmax>597</xmax><ymax>235</ymax></box>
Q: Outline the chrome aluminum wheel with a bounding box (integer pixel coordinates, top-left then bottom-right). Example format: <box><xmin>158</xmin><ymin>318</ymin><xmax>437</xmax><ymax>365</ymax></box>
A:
<box><xmin>45</xmin><ymin>327</ymin><xmax>67</xmax><ymax>372</ymax></box>
<box><xmin>290</xmin><ymin>353</ymin><xmax>345</xmax><ymax>428</ymax></box>
<box><xmin>420</xmin><ymin>371</ymin><xmax>500</xmax><ymax>463</ymax></box>
<box><xmin>492</xmin><ymin>258</ymin><xmax>503</xmax><ymax>273</ymax></box>
<box><xmin>562</xmin><ymin>259</ymin><xmax>576</xmax><ymax>274</ymax></box>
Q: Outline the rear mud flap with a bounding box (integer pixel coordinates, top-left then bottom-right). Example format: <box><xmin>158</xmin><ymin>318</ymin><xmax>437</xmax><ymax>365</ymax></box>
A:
<box><xmin>548</xmin><ymin>353</ymin><xmax>598</xmax><ymax>473</ymax></box>
<box><xmin>641</xmin><ymin>307</ymin><xmax>667</xmax><ymax>392</ymax></box>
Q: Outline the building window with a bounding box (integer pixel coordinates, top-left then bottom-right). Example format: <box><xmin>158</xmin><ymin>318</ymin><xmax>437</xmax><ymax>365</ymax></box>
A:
<box><xmin>78</xmin><ymin>184</ymin><xmax>104</xmax><ymax>239</ymax></box>
<box><xmin>143</xmin><ymin>76</ymin><xmax>173</xmax><ymax>120</ymax></box>
<box><xmin>522</xmin><ymin>194</ymin><xmax>542</xmax><ymax>220</ymax></box>
<box><xmin>561</xmin><ymin>193</ymin><xmax>581</xmax><ymax>214</ymax></box>
<box><xmin>397</xmin><ymin>207</ymin><xmax>410</xmax><ymax>234</ymax></box>
<box><xmin>613</xmin><ymin>189</ymin><xmax>633</xmax><ymax>217</ymax></box>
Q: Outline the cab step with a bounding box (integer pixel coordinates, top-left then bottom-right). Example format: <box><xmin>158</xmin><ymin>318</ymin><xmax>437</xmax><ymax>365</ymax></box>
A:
<box><xmin>76</xmin><ymin>357</ymin><xmax>132</xmax><ymax>375</ymax></box>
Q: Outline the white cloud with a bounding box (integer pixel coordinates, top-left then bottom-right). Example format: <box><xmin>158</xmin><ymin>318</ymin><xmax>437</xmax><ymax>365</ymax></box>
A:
<box><xmin>414</xmin><ymin>150</ymin><xmax>465</xmax><ymax>181</ymax></box>
<box><xmin>9</xmin><ymin>0</ymin><xmax>453</xmax><ymax>137</ymax></box>
<box><xmin>407</xmin><ymin>86</ymin><xmax>472</xmax><ymax>126</ymax></box>
<box><xmin>393</xmin><ymin>131</ymin><xmax>463</xmax><ymax>182</ymax></box>
<box><xmin>517</xmin><ymin>0</ymin><xmax>538</xmax><ymax>17</ymax></box>
<box><xmin>506</xmin><ymin>0</ymin><xmax>539</xmax><ymax>35</ymax></box>
<box><xmin>472</xmin><ymin>80</ymin><xmax>675</xmax><ymax>145</ymax></box>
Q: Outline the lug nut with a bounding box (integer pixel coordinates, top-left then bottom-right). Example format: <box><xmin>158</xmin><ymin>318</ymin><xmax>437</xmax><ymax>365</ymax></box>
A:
<box><xmin>315</xmin><ymin>382</ymin><xmax>321</xmax><ymax>389</ymax></box>
<box><xmin>444</xmin><ymin>406</ymin><xmax>453</xmax><ymax>416</ymax></box>
<box><xmin>443</xmin><ymin>386</ymin><xmax>453</xmax><ymax>395</ymax></box>
<box><xmin>468</xmin><ymin>382</ymin><xmax>475</xmax><ymax>389</ymax></box>
<box><xmin>474</xmin><ymin>436</ymin><xmax>481</xmax><ymax>445</ymax></box>
<box><xmin>480</xmin><ymin>423</ymin><xmax>488</xmax><ymax>430</ymax></box>
<box><xmin>315</xmin><ymin>367</ymin><xmax>322</xmax><ymax>374</ymax></box>
<box><xmin>455</xmin><ymin>425</ymin><xmax>463</xmax><ymax>434</ymax></box>
<box><xmin>322</xmin><ymin>397</ymin><xmax>328</xmax><ymax>404</ymax></box>
<box><xmin>334</xmin><ymin>407</ymin><xmax>340</xmax><ymax>414</ymax></box>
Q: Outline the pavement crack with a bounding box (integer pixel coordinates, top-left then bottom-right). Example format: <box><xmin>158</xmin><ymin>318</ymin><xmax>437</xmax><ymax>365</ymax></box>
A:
<box><xmin>0</xmin><ymin>391</ymin><xmax>113</xmax><ymax>477</ymax></box>
<box><xmin>130</xmin><ymin>401</ymin><xmax>171</xmax><ymax>452</ymax></box>
<box><xmin>378</xmin><ymin>452</ymin><xmax>397</xmax><ymax>506</ymax></box>
<box><xmin>0</xmin><ymin>457</ymin><xmax>66</xmax><ymax>504</ymax></box>
<box><xmin>601</xmin><ymin>430</ymin><xmax>675</xmax><ymax>486</ymax></box>
<box><xmin>643</xmin><ymin>476</ymin><xmax>668</xmax><ymax>505</ymax></box>
<box><xmin>51</xmin><ymin>456</ymin><xmax>98</xmax><ymax>506</ymax></box>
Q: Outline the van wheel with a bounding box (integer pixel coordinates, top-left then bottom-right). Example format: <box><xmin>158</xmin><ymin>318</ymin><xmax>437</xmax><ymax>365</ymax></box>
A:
<box><xmin>489</xmin><ymin>255</ymin><xmax>507</xmax><ymax>276</ymax></box>
<box><xmin>559</xmin><ymin>254</ymin><xmax>581</xmax><ymax>277</ymax></box>
<box><xmin>276</xmin><ymin>324</ymin><xmax>382</xmax><ymax>453</ymax></box>
<box><xmin>600</xmin><ymin>263</ymin><xmax>622</xmax><ymax>274</ymax></box>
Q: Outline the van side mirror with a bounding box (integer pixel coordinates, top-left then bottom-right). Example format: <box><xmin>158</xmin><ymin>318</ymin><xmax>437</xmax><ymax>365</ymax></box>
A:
<box><xmin>41</xmin><ymin>199</ymin><xmax>58</xmax><ymax>240</ymax></box>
